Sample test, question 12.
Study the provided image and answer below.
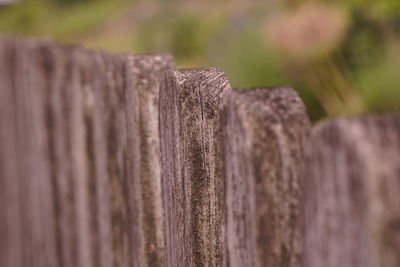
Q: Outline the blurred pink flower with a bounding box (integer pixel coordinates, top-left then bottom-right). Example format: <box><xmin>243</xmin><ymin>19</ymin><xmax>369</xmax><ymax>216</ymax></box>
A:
<box><xmin>266</xmin><ymin>3</ymin><xmax>348</xmax><ymax>60</ymax></box>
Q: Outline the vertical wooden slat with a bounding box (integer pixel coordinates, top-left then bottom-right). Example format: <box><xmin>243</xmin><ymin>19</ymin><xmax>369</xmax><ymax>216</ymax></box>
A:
<box><xmin>0</xmin><ymin>37</ymin><xmax>23</xmax><ymax>267</ymax></box>
<box><xmin>68</xmin><ymin>47</ymin><xmax>96</xmax><ymax>267</ymax></box>
<box><xmin>40</xmin><ymin>43</ymin><xmax>77</xmax><ymax>267</ymax></box>
<box><xmin>159</xmin><ymin>68</ymin><xmax>231</xmax><ymax>267</ymax></box>
<box><xmin>122</xmin><ymin>55</ymin><xmax>144</xmax><ymax>267</ymax></box>
<box><xmin>222</xmin><ymin>87</ymin><xmax>310</xmax><ymax>267</ymax></box>
<box><xmin>0</xmin><ymin>38</ymin><xmax>60</xmax><ymax>267</ymax></box>
<box><xmin>102</xmin><ymin>52</ymin><xmax>131</xmax><ymax>267</ymax></box>
<box><xmin>90</xmin><ymin>51</ymin><xmax>115</xmax><ymax>267</ymax></box>
<box><xmin>16</xmin><ymin>39</ymin><xmax>60</xmax><ymax>267</ymax></box>
<box><xmin>304</xmin><ymin>115</ymin><xmax>400</xmax><ymax>267</ymax></box>
<box><xmin>128</xmin><ymin>54</ymin><xmax>174</xmax><ymax>267</ymax></box>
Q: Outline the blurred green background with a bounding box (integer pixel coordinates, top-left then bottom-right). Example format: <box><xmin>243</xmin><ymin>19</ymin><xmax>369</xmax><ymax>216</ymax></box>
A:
<box><xmin>1</xmin><ymin>0</ymin><xmax>399</xmax><ymax>121</ymax></box>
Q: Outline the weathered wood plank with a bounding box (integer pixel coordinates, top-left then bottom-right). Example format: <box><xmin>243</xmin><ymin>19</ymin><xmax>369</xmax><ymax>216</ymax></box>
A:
<box><xmin>0</xmin><ymin>37</ymin><xmax>25</xmax><ymax>267</ymax></box>
<box><xmin>303</xmin><ymin>115</ymin><xmax>400</xmax><ymax>267</ymax></box>
<box><xmin>130</xmin><ymin>54</ymin><xmax>174</xmax><ymax>267</ymax></box>
<box><xmin>88</xmin><ymin>51</ymin><xmax>115</xmax><ymax>267</ymax></box>
<box><xmin>159</xmin><ymin>68</ymin><xmax>231</xmax><ymax>266</ymax></box>
<box><xmin>222</xmin><ymin>87</ymin><xmax>310</xmax><ymax>267</ymax></box>
<box><xmin>0</xmin><ymin>37</ymin><xmax>59</xmax><ymax>267</ymax></box>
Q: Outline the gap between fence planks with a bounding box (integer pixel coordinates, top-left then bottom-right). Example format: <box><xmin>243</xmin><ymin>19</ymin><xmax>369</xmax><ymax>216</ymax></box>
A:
<box><xmin>0</xmin><ymin>37</ymin><xmax>173</xmax><ymax>267</ymax></box>
<box><xmin>222</xmin><ymin>87</ymin><xmax>310</xmax><ymax>267</ymax></box>
<box><xmin>303</xmin><ymin>115</ymin><xmax>400</xmax><ymax>267</ymax></box>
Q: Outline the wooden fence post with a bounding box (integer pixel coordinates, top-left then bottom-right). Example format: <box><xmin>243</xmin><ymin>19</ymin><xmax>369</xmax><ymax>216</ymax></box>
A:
<box><xmin>0</xmin><ymin>37</ymin><xmax>173</xmax><ymax>267</ymax></box>
<box><xmin>304</xmin><ymin>115</ymin><xmax>400</xmax><ymax>267</ymax></box>
<box><xmin>222</xmin><ymin>87</ymin><xmax>310</xmax><ymax>267</ymax></box>
<box><xmin>159</xmin><ymin>68</ymin><xmax>231</xmax><ymax>266</ymax></box>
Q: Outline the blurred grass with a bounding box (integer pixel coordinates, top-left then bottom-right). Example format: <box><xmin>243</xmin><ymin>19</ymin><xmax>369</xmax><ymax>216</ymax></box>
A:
<box><xmin>357</xmin><ymin>48</ymin><xmax>400</xmax><ymax>112</ymax></box>
<box><xmin>0</xmin><ymin>0</ymin><xmax>399</xmax><ymax>122</ymax></box>
<box><xmin>0</xmin><ymin>0</ymin><xmax>130</xmax><ymax>39</ymax></box>
<box><xmin>44</xmin><ymin>0</ymin><xmax>129</xmax><ymax>40</ymax></box>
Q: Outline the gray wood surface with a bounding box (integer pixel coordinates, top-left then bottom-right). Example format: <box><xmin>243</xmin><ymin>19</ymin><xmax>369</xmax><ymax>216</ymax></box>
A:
<box><xmin>304</xmin><ymin>115</ymin><xmax>400</xmax><ymax>267</ymax></box>
<box><xmin>0</xmin><ymin>37</ymin><xmax>173</xmax><ymax>267</ymax></box>
<box><xmin>222</xmin><ymin>87</ymin><xmax>310</xmax><ymax>267</ymax></box>
<box><xmin>159</xmin><ymin>68</ymin><xmax>231</xmax><ymax>267</ymax></box>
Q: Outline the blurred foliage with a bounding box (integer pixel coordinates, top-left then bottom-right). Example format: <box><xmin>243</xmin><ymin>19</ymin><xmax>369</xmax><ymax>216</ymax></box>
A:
<box><xmin>0</xmin><ymin>0</ymin><xmax>399</xmax><ymax>122</ymax></box>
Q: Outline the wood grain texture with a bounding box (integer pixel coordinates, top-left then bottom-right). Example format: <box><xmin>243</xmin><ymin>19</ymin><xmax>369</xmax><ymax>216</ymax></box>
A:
<box><xmin>303</xmin><ymin>115</ymin><xmax>400</xmax><ymax>267</ymax></box>
<box><xmin>159</xmin><ymin>68</ymin><xmax>231</xmax><ymax>267</ymax></box>
<box><xmin>0</xmin><ymin>37</ymin><xmax>173</xmax><ymax>267</ymax></box>
<box><xmin>222</xmin><ymin>87</ymin><xmax>310</xmax><ymax>267</ymax></box>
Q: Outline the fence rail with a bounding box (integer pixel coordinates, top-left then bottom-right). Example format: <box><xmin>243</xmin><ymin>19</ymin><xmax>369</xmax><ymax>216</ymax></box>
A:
<box><xmin>0</xmin><ymin>37</ymin><xmax>399</xmax><ymax>267</ymax></box>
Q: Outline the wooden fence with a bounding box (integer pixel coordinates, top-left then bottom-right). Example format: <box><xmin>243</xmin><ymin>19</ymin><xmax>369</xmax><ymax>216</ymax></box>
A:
<box><xmin>0</xmin><ymin>37</ymin><xmax>399</xmax><ymax>267</ymax></box>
